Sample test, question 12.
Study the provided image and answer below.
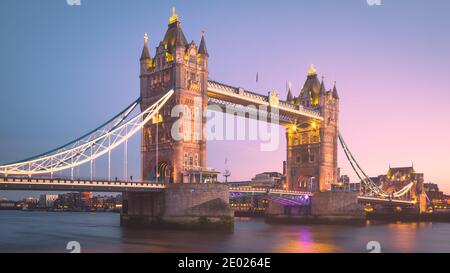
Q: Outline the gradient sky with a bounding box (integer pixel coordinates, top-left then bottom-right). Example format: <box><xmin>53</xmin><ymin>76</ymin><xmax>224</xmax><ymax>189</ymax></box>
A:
<box><xmin>1</xmin><ymin>0</ymin><xmax>449</xmax><ymax>200</ymax></box>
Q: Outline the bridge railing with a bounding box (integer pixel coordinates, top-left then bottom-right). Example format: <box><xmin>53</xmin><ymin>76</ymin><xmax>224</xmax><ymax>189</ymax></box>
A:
<box><xmin>207</xmin><ymin>80</ymin><xmax>322</xmax><ymax>119</ymax></box>
<box><xmin>0</xmin><ymin>176</ymin><xmax>166</xmax><ymax>189</ymax></box>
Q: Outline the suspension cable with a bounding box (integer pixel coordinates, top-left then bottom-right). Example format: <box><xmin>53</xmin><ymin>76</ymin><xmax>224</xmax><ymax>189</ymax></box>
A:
<box><xmin>0</xmin><ymin>91</ymin><xmax>173</xmax><ymax>176</ymax></box>
<box><xmin>339</xmin><ymin>132</ymin><xmax>413</xmax><ymax>199</ymax></box>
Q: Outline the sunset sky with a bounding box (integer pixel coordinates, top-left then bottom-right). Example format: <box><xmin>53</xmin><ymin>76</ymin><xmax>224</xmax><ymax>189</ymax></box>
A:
<box><xmin>1</xmin><ymin>0</ymin><xmax>449</xmax><ymax>199</ymax></box>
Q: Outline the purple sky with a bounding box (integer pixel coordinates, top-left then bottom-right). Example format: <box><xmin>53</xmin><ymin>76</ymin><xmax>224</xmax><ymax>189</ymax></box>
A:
<box><xmin>0</xmin><ymin>0</ymin><xmax>449</xmax><ymax>199</ymax></box>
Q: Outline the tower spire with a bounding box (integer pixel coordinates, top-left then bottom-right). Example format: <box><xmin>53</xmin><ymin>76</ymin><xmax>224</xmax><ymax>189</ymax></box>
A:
<box><xmin>169</xmin><ymin>6</ymin><xmax>179</xmax><ymax>24</ymax></box>
<box><xmin>286</xmin><ymin>81</ymin><xmax>293</xmax><ymax>101</ymax></box>
<box><xmin>332</xmin><ymin>80</ymin><xmax>339</xmax><ymax>99</ymax></box>
<box><xmin>308</xmin><ymin>64</ymin><xmax>317</xmax><ymax>75</ymax></box>
<box><xmin>198</xmin><ymin>30</ymin><xmax>208</xmax><ymax>56</ymax></box>
<box><xmin>319</xmin><ymin>75</ymin><xmax>326</xmax><ymax>96</ymax></box>
<box><xmin>140</xmin><ymin>33</ymin><xmax>151</xmax><ymax>61</ymax></box>
<box><xmin>144</xmin><ymin>33</ymin><xmax>148</xmax><ymax>45</ymax></box>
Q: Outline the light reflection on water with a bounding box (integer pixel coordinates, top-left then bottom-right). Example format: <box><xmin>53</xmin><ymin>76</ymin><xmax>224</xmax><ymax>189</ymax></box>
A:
<box><xmin>0</xmin><ymin>211</ymin><xmax>449</xmax><ymax>253</ymax></box>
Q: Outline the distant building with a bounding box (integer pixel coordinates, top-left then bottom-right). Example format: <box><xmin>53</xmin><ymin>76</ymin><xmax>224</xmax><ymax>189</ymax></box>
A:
<box><xmin>251</xmin><ymin>172</ymin><xmax>283</xmax><ymax>188</ymax></box>
<box><xmin>39</xmin><ymin>194</ymin><xmax>59</xmax><ymax>208</ymax></box>
<box><xmin>332</xmin><ymin>174</ymin><xmax>360</xmax><ymax>192</ymax></box>
<box><xmin>54</xmin><ymin>192</ymin><xmax>82</xmax><ymax>210</ymax></box>
<box><xmin>424</xmin><ymin>183</ymin><xmax>448</xmax><ymax>210</ymax></box>
<box><xmin>24</xmin><ymin>197</ymin><xmax>38</xmax><ymax>204</ymax></box>
<box><xmin>92</xmin><ymin>194</ymin><xmax>122</xmax><ymax>210</ymax></box>
<box><xmin>0</xmin><ymin>199</ymin><xmax>17</xmax><ymax>209</ymax></box>
<box><xmin>80</xmin><ymin>192</ymin><xmax>93</xmax><ymax>207</ymax></box>
<box><xmin>224</xmin><ymin>172</ymin><xmax>284</xmax><ymax>189</ymax></box>
<box><xmin>380</xmin><ymin>166</ymin><xmax>424</xmax><ymax>200</ymax></box>
<box><xmin>362</xmin><ymin>165</ymin><xmax>425</xmax><ymax>208</ymax></box>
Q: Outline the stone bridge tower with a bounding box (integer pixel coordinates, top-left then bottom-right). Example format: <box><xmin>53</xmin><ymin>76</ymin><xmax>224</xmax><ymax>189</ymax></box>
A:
<box><xmin>139</xmin><ymin>8</ymin><xmax>216</xmax><ymax>183</ymax></box>
<box><xmin>285</xmin><ymin>65</ymin><xmax>339</xmax><ymax>192</ymax></box>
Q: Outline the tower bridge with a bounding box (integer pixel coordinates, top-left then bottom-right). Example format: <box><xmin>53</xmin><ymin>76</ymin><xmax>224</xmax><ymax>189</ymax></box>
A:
<box><xmin>0</xmin><ymin>8</ymin><xmax>427</xmax><ymax>228</ymax></box>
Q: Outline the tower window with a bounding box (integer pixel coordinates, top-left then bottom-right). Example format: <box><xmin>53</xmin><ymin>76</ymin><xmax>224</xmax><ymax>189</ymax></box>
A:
<box><xmin>184</xmin><ymin>153</ymin><xmax>188</xmax><ymax>167</ymax></box>
<box><xmin>302</xmin><ymin>154</ymin><xmax>308</xmax><ymax>163</ymax></box>
<box><xmin>302</xmin><ymin>133</ymin><xmax>308</xmax><ymax>143</ymax></box>
<box><xmin>189</xmin><ymin>154</ymin><xmax>194</xmax><ymax>166</ymax></box>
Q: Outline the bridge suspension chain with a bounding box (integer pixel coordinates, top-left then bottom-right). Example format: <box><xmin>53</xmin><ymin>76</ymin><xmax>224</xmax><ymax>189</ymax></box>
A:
<box><xmin>0</xmin><ymin>90</ymin><xmax>174</xmax><ymax>176</ymax></box>
<box><xmin>338</xmin><ymin>132</ymin><xmax>413</xmax><ymax>199</ymax></box>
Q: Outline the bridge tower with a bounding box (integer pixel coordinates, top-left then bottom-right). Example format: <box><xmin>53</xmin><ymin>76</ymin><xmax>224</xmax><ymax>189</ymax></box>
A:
<box><xmin>286</xmin><ymin>65</ymin><xmax>339</xmax><ymax>192</ymax></box>
<box><xmin>139</xmin><ymin>8</ymin><xmax>216</xmax><ymax>183</ymax></box>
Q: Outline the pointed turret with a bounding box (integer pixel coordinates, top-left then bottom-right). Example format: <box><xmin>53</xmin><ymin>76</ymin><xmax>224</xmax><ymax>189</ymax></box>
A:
<box><xmin>286</xmin><ymin>81</ymin><xmax>293</xmax><ymax>101</ymax></box>
<box><xmin>198</xmin><ymin>31</ymin><xmax>208</xmax><ymax>56</ymax></box>
<box><xmin>332</xmin><ymin>81</ymin><xmax>339</xmax><ymax>99</ymax></box>
<box><xmin>163</xmin><ymin>7</ymin><xmax>188</xmax><ymax>54</ymax></box>
<box><xmin>140</xmin><ymin>33</ymin><xmax>151</xmax><ymax>61</ymax></box>
<box><xmin>319</xmin><ymin>76</ymin><xmax>326</xmax><ymax>96</ymax></box>
<box><xmin>300</xmin><ymin>64</ymin><xmax>321</xmax><ymax>105</ymax></box>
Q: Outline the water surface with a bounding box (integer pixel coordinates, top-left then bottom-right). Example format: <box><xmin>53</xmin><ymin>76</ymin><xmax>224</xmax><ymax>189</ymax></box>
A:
<box><xmin>0</xmin><ymin>210</ymin><xmax>449</xmax><ymax>253</ymax></box>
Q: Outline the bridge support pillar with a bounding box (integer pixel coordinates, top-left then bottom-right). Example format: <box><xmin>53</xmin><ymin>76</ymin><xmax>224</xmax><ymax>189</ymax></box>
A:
<box><xmin>266</xmin><ymin>192</ymin><xmax>365</xmax><ymax>224</ymax></box>
<box><xmin>120</xmin><ymin>183</ymin><xmax>234</xmax><ymax>231</ymax></box>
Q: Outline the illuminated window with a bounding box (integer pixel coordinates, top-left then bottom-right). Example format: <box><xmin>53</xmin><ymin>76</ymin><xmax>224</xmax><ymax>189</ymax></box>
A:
<box><xmin>189</xmin><ymin>154</ymin><xmax>194</xmax><ymax>166</ymax></box>
<box><xmin>194</xmin><ymin>154</ymin><xmax>199</xmax><ymax>167</ymax></box>
<box><xmin>184</xmin><ymin>153</ymin><xmax>188</xmax><ymax>167</ymax></box>
<box><xmin>302</xmin><ymin>133</ymin><xmax>308</xmax><ymax>143</ymax></box>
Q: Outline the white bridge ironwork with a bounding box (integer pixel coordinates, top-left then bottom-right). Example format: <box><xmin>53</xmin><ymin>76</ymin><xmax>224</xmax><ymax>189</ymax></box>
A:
<box><xmin>0</xmin><ymin>85</ymin><xmax>417</xmax><ymax>204</ymax></box>
<box><xmin>0</xmin><ymin>90</ymin><xmax>174</xmax><ymax>179</ymax></box>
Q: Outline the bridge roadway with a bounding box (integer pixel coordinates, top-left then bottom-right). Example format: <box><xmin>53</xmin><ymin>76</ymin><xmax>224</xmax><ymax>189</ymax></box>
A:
<box><xmin>0</xmin><ymin>177</ymin><xmax>310</xmax><ymax>196</ymax></box>
<box><xmin>357</xmin><ymin>196</ymin><xmax>416</xmax><ymax>206</ymax></box>
<box><xmin>0</xmin><ymin>177</ymin><xmax>165</xmax><ymax>192</ymax></box>
<box><xmin>0</xmin><ymin>177</ymin><xmax>415</xmax><ymax>206</ymax></box>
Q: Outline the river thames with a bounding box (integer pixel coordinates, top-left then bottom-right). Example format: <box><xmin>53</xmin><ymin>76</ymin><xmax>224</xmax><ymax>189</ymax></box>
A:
<box><xmin>1</xmin><ymin>210</ymin><xmax>450</xmax><ymax>253</ymax></box>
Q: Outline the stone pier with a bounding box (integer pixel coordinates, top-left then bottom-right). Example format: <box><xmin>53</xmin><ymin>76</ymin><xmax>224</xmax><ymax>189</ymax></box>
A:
<box><xmin>120</xmin><ymin>183</ymin><xmax>234</xmax><ymax>231</ymax></box>
<box><xmin>266</xmin><ymin>191</ymin><xmax>365</xmax><ymax>224</ymax></box>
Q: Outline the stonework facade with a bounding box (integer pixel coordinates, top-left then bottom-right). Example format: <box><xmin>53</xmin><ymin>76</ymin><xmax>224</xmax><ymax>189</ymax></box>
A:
<box><xmin>140</xmin><ymin>11</ymin><xmax>339</xmax><ymax>191</ymax></box>
<box><xmin>139</xmin><ymin>10</ymin><xmax>216</xmax><ymax>184</ymax></box>
<box><xmin>285</xmin><ymin>65</ymin><xmax>339</xmax><ymax>192</ymax></box>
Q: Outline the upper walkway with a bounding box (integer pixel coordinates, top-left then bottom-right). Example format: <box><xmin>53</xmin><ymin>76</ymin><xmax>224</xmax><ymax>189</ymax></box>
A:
<box><xmin>207</xmin><ymin>80</ymin><xmax>323</xmax><ymax>125</ymax></box>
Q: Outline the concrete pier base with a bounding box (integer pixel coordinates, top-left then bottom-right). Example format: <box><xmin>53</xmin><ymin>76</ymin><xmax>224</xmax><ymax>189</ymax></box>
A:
<box><xmin>266</xmin><ymin>192</ymin><xmax>366</xmax><ymax>225</ymax></box>
<box><xmin>120</xmin><ymin>183</ymin><xmax>234</xmax><ymax>231</ymax></box>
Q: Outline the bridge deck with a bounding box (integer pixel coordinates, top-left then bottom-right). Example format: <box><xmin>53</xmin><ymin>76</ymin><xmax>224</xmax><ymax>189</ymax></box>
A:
<box><xmin>0</xmin><ymin>177</ymin><xmax>165</xmax><ymax>192</ymax></box>
<box><xmin>357</xmin><ymin>196</ymin><xmax>416</xmax><ymax>206</ymax></box>
<box><xmin>0</xmin><ymin>178</ymin><xmax>313</xmax><ymax>196</ymax></box>
<box><xmin>229</xmin><ymin>187</ymin><xmax>312</xmax><ymax>196</ymax></box>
